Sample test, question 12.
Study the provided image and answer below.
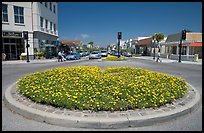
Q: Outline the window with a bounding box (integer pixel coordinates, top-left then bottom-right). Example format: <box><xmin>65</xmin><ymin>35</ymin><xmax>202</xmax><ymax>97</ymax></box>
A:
<box><xmin>45</xmin><ymin>19</ymin><xmax>48</xmax><ymax>29</ymax></box>
<box><xmin>2</xmin><ymin>4</ymin><xmax>8</xmax><ymax>22</ymax></box>
<box><xmin>14</xmin><ymin>6</ymin><xmax>24</xmax><ymax>24</ymax></box>
<box><xmin>40</xmin><ymin>16</ymin><xmax>43</xmax><ymax>28</ymax></box>
<box><xmin>54</xmin><ymin>24</ymin><xmax>56</xmax><ymax>32</ymax></box>
<box><xmin>50</xmin><ymin>2</ymin><xmax>52</xmax><ymax>11</ymax></box>
<box><xmin>45</xmin><ymin>2</ymin><xmax>47</xmax><ymax>8</ymax></box>
<box><xmin>50</xmin><ymin>21</ymin><xmax>52</xmax><ymax>31</ymax></box>
<box><xmin>53</xmin><ymin>5</ymin><xmax>56</xmax><ymax>13</ymax></box>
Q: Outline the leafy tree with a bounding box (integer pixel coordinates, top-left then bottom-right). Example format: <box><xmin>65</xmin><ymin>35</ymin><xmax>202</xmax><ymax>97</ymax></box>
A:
<box><xmin>152</xmin><ymin>32</ymin><xmax>164</xmax><ymax>43</ymax></box>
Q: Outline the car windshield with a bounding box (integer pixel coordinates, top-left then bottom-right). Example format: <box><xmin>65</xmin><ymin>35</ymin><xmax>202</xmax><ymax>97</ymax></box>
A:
<box><xmin>101</xmin><ymin>50</ymin><xmax>106</xmax><ymax>53</ymax></box>
<box><xmin>91</xmin><ymin>51</ymin><xmax>99</xmax><ymax>54</ymax></box>
<box><xmin>70</xmin><ymin>53</ymin><xmax>76</xmax><ymax>55</ymax></box>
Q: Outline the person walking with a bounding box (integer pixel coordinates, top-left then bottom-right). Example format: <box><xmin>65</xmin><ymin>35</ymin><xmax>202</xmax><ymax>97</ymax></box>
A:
<box><xmin>58</xmin><ymin>51</ymin><xmax>63</xmax><ymax>62</ymax></box>
<box><xmin>156</xmin><ymin>49</ymin><xmax>162</xmax><ymax>62</ymax></box>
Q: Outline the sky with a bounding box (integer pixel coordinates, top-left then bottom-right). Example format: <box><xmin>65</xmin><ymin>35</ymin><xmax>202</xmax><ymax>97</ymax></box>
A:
<box><xmin>58</xmin><ymin>2</ymin><xmax>202</xmax><ymax>48</ymax></box>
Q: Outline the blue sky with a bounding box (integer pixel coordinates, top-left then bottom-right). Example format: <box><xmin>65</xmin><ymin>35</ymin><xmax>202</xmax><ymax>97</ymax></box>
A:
<box><xmin>58</xmin><ymin>2</ymin><xmax>202</xmax><ymax>47</ymax></box>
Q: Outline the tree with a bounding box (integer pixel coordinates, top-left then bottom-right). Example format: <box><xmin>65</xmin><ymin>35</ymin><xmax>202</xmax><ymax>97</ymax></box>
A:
<box><xmin>152</xmin><ymin>32</ymin><xmax>164</xmax><ymax>43</ymax></box>
<box><xmin>88</xmin><ymin>41</ymin><xmax>94</xmax><ymax>48</ymax></box>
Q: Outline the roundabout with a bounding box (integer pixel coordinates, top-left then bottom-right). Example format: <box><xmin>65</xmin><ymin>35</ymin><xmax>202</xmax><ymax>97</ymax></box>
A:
<box><xmin>3</xmin><ymin>67</ymin><xmax>201</xmax><ymax>129</ymax></box>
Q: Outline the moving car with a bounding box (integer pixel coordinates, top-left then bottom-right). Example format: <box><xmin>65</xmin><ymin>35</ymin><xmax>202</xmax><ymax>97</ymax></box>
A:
<box><xmin>66</xmin><ymin>52</ymin><xmax>81</xmax><ymax>60</ymax></box>
<box><xmin>89</xmin><ymin>51</ymin><xmax>101</xmax><ymax>59</ymax></box>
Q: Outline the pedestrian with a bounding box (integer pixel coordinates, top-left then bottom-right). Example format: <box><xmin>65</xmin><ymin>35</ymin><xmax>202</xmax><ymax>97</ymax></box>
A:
<box><xmin>58</xmin><ymin>51</ymin><xmax>63</xmax><ymax>62</ymax></box>
<box><xmin>62</xmin><ymin>51</ymin><xmax>66</xmax><ymax>61</ymax></box>
<box><xmin>156</xmin><ymin>49</ymin><xmax>162</xmax><ymax>62</ymax></box>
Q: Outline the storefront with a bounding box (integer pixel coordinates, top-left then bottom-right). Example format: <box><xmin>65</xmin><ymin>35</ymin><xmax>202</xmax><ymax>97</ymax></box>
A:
<box><xmin>2</xmin><ymin>31</ymin><xmax>25</xmax><ymax>60</ymax></box>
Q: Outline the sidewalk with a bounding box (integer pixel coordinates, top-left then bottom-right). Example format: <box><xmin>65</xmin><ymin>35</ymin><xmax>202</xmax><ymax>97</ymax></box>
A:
<box><xmin>2</xmin><ymin>58</ymin><xmax>58</xmax><ymax>65</ymax></box>
<box><xmin>134</xmin><ymin>56</ymin><xmax>202</xmax><ymax>65</ymax></box>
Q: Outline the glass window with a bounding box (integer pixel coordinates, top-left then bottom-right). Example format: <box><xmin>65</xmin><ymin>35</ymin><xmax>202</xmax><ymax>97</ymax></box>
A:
<box><xmin>14</xmin><ymin>6</ymin><xmax>24</xmax><ymax>24</ymax></box>
<box><xmin>40</xmin><ymin>16</ymin><xmax>43</xmax><ymax>28</ymax></box>
<box><xmin>2</xmin><ymin>4</ymin><xmax>8</xmax><ymax>22</ymax></box>
<box><xmin>50</xmin><ymin>2</ymin><xmax>52</xmax><ymax>11</ymax></box>
<box><xmin>45</xmin><ymin>19</ymin><xmax>48</xmax><ymax>29</ymax></box>
<box><xmin>50</xmin><ymin>21</ymin><xmax>52</xmax><ymax>31</ymax></box>
<box><xmin>45</xmin><ymin>2</ymin><xmax>47</xmax><ymax>8</ymax></box>
<box><xmin>53</xmin><ymin>5</ymin><xmax>56</xmax><ymax>13</ymax></box>
<box><xmin>54</xmin><ymin>24</ymin><xmax>56</xmax><ymax>32</ymax></box>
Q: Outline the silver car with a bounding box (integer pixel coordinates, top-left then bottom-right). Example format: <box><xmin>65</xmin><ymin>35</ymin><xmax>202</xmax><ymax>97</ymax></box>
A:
<box><xmin>89</xmin><ymin>51</ymin><xmax>101</xmax><ymax>59</ymax></box>
<box><xmin>101</xmin><ymin>50</ymin><xmax>108</xmax><ymax>57</ymax></box>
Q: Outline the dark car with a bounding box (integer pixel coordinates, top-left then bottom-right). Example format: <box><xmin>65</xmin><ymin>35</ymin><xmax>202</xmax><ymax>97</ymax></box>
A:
<box><xmin>113</xmin><ymin>53</ymin><xmax>121</xmax><ymax>57</ymax></box>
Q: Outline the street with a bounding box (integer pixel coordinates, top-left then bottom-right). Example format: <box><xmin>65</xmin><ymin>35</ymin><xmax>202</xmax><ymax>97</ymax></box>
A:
<box><xmin>2</xmin><ymin>57</ymin><xmax>202</xmax><ymax>131</ymax></box>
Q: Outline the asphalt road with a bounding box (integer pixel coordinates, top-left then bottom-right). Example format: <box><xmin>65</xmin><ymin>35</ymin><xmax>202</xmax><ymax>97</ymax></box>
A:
<box><xmin>2</xmin><ymin>57</ymin><xmax>202</xmax><ymax>131</ymax></box>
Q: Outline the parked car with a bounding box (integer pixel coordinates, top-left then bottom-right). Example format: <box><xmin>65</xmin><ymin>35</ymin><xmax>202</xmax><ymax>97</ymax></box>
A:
<box><xmin>113</xmin><ymin>52</ymin><xmax>121</xmax><ymax>58</ymax></box>
<box><xmin>101</xmin><ymin>50</ymin><xmax>108</xmax><ymax>57</ymax></box>
<box><xmin>89</xmin><ymin>51</ymin><xmax>101</xmax><ymax>59</ymax></box>
<box><xmin>65</xmin><ymin>52</ymin><xmax>81</xmax><ymax>60</ymax></box>
<box><xmin>123</xmin><ymin>52</ymin><xmax>132</xmax><ymax>57</ymax></box>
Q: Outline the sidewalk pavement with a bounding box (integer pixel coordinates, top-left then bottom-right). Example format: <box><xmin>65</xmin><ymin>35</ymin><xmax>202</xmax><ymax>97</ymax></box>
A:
<box><xmin>134</xmin><ymin>56</ymin><xmax>202</xmax><ymax>65</ymax></box>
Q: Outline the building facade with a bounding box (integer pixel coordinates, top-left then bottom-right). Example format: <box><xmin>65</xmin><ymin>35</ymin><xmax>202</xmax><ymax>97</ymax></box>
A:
<box><xmin>161</xmin><ymin>32</ymin><xmax>202</xmax><ymax>61</ymax></box>
<box><xmin>2</xmin><ymin>2</ymin><xmax>58</xmax><ymax>60</ymax></box>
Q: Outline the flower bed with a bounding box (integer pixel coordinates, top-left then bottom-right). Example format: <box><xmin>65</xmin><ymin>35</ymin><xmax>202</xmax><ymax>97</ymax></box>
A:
<box><xmin>102</xmin><ymin>55</ymin><xmax>126</xmax><ymax>61</ymax></box>
<box><xmin>17</xmin><ymin>66</ymin><xmax>188</xmax><ymax>111</ymax></box>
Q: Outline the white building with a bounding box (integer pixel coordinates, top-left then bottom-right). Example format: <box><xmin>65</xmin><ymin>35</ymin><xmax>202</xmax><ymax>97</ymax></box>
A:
<box><xmin>2</xmin><ymin>2</ymin><xmax>58</xmax><ymax>60</ymax></box>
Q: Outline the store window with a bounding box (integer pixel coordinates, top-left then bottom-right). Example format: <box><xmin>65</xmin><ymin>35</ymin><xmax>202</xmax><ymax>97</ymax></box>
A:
<box><xmin>2</xmin><ymin>4</ymin><xmax>8</xmax><ymax>22</ymax></box>
<box><xmin>14</xmin><ymin>6</ymin><xmax>24</xmax><ymax>24</ymax></box>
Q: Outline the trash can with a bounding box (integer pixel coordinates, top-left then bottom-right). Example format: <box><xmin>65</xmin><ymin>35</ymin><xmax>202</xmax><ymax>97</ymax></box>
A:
<box><xmin>2</xmin><ymin>53</ymin><xmax>6</xmax><ymax>61</ymax></box>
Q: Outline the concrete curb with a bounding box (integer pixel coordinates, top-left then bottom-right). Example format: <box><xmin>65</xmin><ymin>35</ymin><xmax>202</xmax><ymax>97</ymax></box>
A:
<box><xmin>3</xmin><ymin>82</ymin><xmax>201</xmax><ymax>129</ymax></box>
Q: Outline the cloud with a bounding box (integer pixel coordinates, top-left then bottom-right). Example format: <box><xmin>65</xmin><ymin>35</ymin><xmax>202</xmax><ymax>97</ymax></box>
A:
<box><xmin>81</xmin><ymin>34</ymin><xmax>89</xmax><ymax>39</ymax></box>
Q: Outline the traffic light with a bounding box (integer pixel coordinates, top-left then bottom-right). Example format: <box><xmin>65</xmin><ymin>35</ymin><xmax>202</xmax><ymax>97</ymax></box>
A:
<box><xmin>118</xmin><ymin>32</ymin><xmax>122</xmax><ymax>39</ymax></box>
<box><xmin>23</xmin><ymin>31</ymin><xmax>28</xmax><ymax>39</ymax></box>
<box><xmin>181</xmin><ymin>30</ymin><xmax>186</xmax><ymax>40</ymax></box>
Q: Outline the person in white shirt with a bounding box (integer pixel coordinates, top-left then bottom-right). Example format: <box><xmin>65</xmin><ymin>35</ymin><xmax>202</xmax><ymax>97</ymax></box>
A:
<box><xmin>58</xmin><ymin>51</ymin><xmax>63</xmax><ymax>62</ymax></box>
<box><xmin>156</xmin><ymin>49</ymin><xmax>162</xmax><ymax>62</ymax></box>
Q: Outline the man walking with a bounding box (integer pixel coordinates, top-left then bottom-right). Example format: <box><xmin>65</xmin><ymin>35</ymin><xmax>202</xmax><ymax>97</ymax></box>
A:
<box><xmin>58</xmin><ymin>51</ymin><xmax>63</xmax><ymax>62</ymax></box>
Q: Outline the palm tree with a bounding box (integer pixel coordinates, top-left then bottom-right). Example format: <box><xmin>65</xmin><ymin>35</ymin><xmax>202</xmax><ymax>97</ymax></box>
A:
<box><xmin>152</xmin><ymin>32</ymin><xmax>164</xmax><ymax>59</ymax></box>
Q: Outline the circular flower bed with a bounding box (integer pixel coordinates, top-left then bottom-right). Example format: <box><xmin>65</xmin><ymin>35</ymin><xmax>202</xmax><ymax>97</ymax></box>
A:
<box><xmin>17</xmin><ymin>66</ymin><xmax>188</xmax><ymax>111</ymax></box>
